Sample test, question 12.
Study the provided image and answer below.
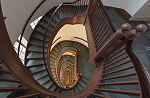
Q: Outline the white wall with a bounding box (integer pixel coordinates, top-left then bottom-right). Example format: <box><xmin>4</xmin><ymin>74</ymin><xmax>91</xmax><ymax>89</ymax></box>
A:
<box><xmin>102</xmin><ymin>0</ymin><xmax>147</xmax><ymax>16</ymax></box>
<box><xmin>130</xmin><ymin>0</ymin><xmax>150</xmax><ymax>21</ymax></box>
<box><xmin>2</xmin><ymin>0</ymin><xmax>149</xmax><ymax>45</ymax></box>
<box><xmin>1</xmin><ymin>0</ymin><xmax>76</xmax><ymax>44</ymax></box>
<box><xmin>1</xmin><ymin>0</ymin><xmax>42</xmax><ymax>44</ymax></box>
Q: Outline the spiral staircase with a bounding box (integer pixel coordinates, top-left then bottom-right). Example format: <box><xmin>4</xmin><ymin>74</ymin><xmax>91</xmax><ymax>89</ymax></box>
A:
<box><xmin>0</xmin><ymin>0</ymin><xmax>150</xmax><ymax>98</ymax></box>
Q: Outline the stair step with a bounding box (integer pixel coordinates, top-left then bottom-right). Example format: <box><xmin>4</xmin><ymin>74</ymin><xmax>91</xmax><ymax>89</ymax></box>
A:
<box><xmin>38</xmin><ymin>23</ymin><xmax>46</xmax><ymax>29</ymax></box>
<box><xmin>42</xmin><ymin>79</ymin><xmax>51</xmax><ymax>85</ymax></box>
<box><xmin>34</xmin><ymin>29</ymin><xmax>50</xmax><ymax>38</ymax></box>
<box><xmin>104</xmin><ymin>55</ymin><xmax>129</xmax><ymax>68</ymax></box>
<box><xmin>26</xmin><ymin>63</ymin><xmax>45</xmax><ymax>68</ymax></box>
<box><xmin>105</xmin><ymin>52</ymin><xmax>127</xmax><ymax>64</ymax></box>
<box><xmin>0</xmin><ymin>77</ymin><xmax>21</xmax><ymax>83</ymax></box>
<box><xmin>32</xmin><ymin>70</ymin><xmax>48</xmax><ymax>80</ymax></box>
<box><xmin>106</xmin><ymin>47</ymin><xmax>126</xmax><ymax>61</ymax></box>
<box><xmin>103</xmin><ymin>65</ymin><xmax>134</xmax><ymax>76</ymax></box>
<box><xmin>104</xmin><ymin>60</ymin><xmax>131</xmax><ymax>72</ymax></box>
<box><xmin>42</xmin><ymin>18</ymin><xmax>48</xmax><ymax>23</ymax></box>
<box><xmin>26</xmin><ymin>57</ymin><xmax>43</xmax><ymax>60</ymax></box>
<box><xmin>101</xmin><ymin>72</ymin><xmax>136</xmax><ymax>80</ymax></box>
<box><xmin>27</xmin><ymin>50</ymin><xmax>43</xmax><ymax>53</ymax></box>
<box><xmin>95</xmin><ymin>88</ymin><xmax>140</xmax><ymax>96</ymax></box>
<box><xmin>37</xmin><ymin>74</ymin><xmax>49</xmax><ymax>80</ymax></box>
<box><xmin>14</xmin><ymin>93</ymin><xmax>41</xmax><ymax>98</ymax></box>
<box><xmin>99</xmin><ymin>80</ymin><xmax>139</xmax><ymax>85</ymax></box>
<box><xmin>32</xmin><ymin>69</ymin><xmax>47</xmax><ymax>75</ymax></box>
<box><xmin>28</xmin><ymin>42</ymin><xmax>43</xmax><ymax>47</ymax></box>
<box><xmin>0</xmin><ymin>87</ymin><xmax>30</xmax><ymax>92</ymax></box>
<box><xmin>31</xmin><ymin>36</ymin><xmax>48</xmax><ymax>43</ymax></box>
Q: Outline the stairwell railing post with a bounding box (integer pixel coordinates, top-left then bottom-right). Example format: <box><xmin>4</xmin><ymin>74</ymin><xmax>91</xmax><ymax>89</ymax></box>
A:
<box><xmin>83</xmin><ymin>0</ymin><xmax>93</xmax><ymax>25</ymax></box>
<box><xmin>125</xmin><ymin>24</ymin><xmax>150</xmax><ymax>98</ymax></box>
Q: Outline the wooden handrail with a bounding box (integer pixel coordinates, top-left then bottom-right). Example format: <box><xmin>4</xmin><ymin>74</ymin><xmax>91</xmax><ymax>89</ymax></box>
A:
<box><xmin>18</xmin><ymin>0</ymin><xmax>46</xmax><ymax>54</ymax></box>
<box><xmin>1</xmin><ymin>0</ymin><xmax>150</xmax><ymax>97</ymax></box>
<box><xmin>43</xmin><ymin>16</ymin><xmax>86</xmax><ymax>91</ymax></box>
<box><xmin>55</xmin><ymin>50</ymin><xmax>76</xmax><ymax>85</ymax></box>
<box><xmin>95</xmin><ymin>23</ymin><xmax>131</xmax><ymax>62</ymax></box>
<box><xmin>126</xmin><ymin>41</ymin><xmax>150</xmax><ymax>98</ymax></box>
<box><xmin>0</xmin><ymin>2</ymin><xmax>56</xmax><ymax>97</ymax></box>
<box><xmin>84</xmin><ymin>0</ymin><xmax>93</xmax><ymax>24</ymax></box>
<box><xmin>0</xmin><ymin>0</ymin><xmax>91</xmax><ymax>97</ymax></box>
<box><xmin>125</xmin><ymin>24</ymin><xmax>150</xmax><ymax>98</ymax></box>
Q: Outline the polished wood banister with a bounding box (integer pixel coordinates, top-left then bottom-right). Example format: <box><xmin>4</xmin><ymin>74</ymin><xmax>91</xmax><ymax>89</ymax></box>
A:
<box><xmin>1</xmin><ymin>0</ymin><xmax>150</xmax><ymax>97</ymax></box>
<box><xmin>97</xmin><ymin>0</ymin><xmax>116</xmax><ymax>33</ymax></box>
<box><xmin>0</xmin><ymin>2</ymin><xmax>59</xmax><ymax>97</ymax></box>
<box><xmin>95</xmin><ymin>23</ymin><xmax>130</xmax><ymax>61</ymax></box>
<box><xmin>42</xmin><ymin>0</ymin><xmax>88</xmax><ymax>89</ymax></box>
<box><xmin>84</xmin><ymin>16</ymin><xmax>97</xmax><ymax>63</ymax></box>
<box><xmin>18</xmin><ymin>0</ymin><xmax>46</xmax><ymax>55</ymax></box>
<box><xmin>44</xmin><ymin>15</ymin><xmax>86</xmax><ymax>90</ymax></box>
<box><xmin>84</xmin><ymin>0</ymin><xmax>92</xmax><ymax>24</ymax></box>
<box><xmin>125</xmin><ymin>24</ymin><xmax>150</xmax><ymax>98</ymax></box>
<box><xmin>95</xmin><ymin>88</ymin><xmax>140</xmax><ymax>96</ymax></box>
<box><xmin>126</xmin><ymin>41</ymin><xmax>150</xmax><ymax>98</ymax></box>
<box><xmin>0</xmin><ymin>77</ymin><xmax>21</xmax><ymax>83</ymax></box>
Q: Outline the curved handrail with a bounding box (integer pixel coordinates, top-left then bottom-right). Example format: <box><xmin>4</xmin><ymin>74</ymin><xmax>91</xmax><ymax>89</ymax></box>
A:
<box><xmin>24</xmin><ymin>5</ymin><xmax>58</xmax><ymax>65</ymax></box>
<box><xmin>2</xmin><ymin>0</ymin><xmax>150</xmax><ymax>97</ymax></box>
<box><xmin>1</xmin><ymin>0</ymin><xmax>93</xmax><ymax>97</ymax></box>
<box><xmin>17</xmin><ymin>0</ymin><xmax>46</xmax><ymax>55</ymax></box>
<box><xmin>55</xmin><ymin>50</ymin><xmax>76</xmax><ymax>83</ymax></box>
<box><xmin>0</xmin><ymin>3</ymin><xmax>58</xmax><ymax>97</ymax></box>
<box><xmin>59</xmin><ymin>62</ymin><xmax>81</xmax><ymax>89</ymax></box>
<box><xmin>42</xmin><ymin>0</ymin><xmax>89</xmax><ymax>90</ymax></box>
<box><xmin>126</xmin><ymin>41</ymin><xmax>150</xmax><ymax>98</ymax></box>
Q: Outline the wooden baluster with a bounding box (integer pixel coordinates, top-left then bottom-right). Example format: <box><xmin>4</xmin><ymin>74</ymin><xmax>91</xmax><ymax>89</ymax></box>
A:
<box><xmin>92</xmin><ymin>10</ymin><xmax>103</xmax><ymax>33</ymax></box>
<box><xmin>104</xmin><ymin>55</ymin><xmax>129</xmax><ymax>68</ymax></box>
<box><xmin>62</xmin><ymin>6</ymin><xmax>64</xmax><ymax>19</ymax></box>
<box><xmin>105</xmin><ymin>51</ymin><xmax>127</xmax><ymax>64</ymax></box>
<box><xmin>103</xmin><ymin>65</ymin><xmax>134</xmax><ymax>76</ymax></box>
<box><xmin>91</xmin><ymin>4</ymin><xmax>100</xmax><ymax>31</ymax></box>
<box><xmin>81</xmin><ymin>0</ymin><xmax>84</xmax><ymax>14</ymax></box>
<box><xmin>73</xmin><ymin>3</ymin><xmax>76</xmax><ymax>16</ymax></box>
<box><xmin>104</xmin><ymin>60</ymin><xmax>131</xmax><ymax>71</ymax></box>
<box><xmin>95</xmin><ymin>23</ymin><xmax>131</xmax><ymax>61</ymax></box>
<box><xmin>93</xmin><ymin>17</ymin><xmax>105</xmax><ymax>37</ymax></box>
<box><xmin>83</xmin><ymin>0</ymin><xmax>85</xmax><ymax>14</ymax></box>
<box><xmin>59</xmin><ymin>6</ymin><xmax>62</xmax><ymax>19</ymax></box>
<box><xmin>101</xmin><ymin>72</ymin><xmax>136</xmax><ymax>81</ymax></box>
<box><xmin>88</xmin><ymin>0</ymin><xmax>98</xmax><ymax>20</ymax></box>
<box><xmin>95</xmin><ymin>88</ymin><xmax>140</xmax><ymax>96</ymax></box>
<box><xmin>79</xmin><ymin>1</ymin><xmax>81</xmax><ymax>15</ymax></box>
<box><xmin>106</xmin><ymin>48</ymin><xmax>126</xmax><ymax>60</ymax></box>
<box><xmin>78</xmin><ymin>1</ymin><xmax>80</xmax><ymax>15</ymax></box>
<box><xmin>95</xmin><ymin>25</ymin><xmax>109</xmax><ymax>45</ymax></box>
<box><xmin>76</xmin><ymin>2</ymin><xmax>78</xmax><ymax>16</ymax></box>
<box><xmin>96</xmin><ymin>31</ymin><xmax>112</xmax><ymax>49</ymax></box>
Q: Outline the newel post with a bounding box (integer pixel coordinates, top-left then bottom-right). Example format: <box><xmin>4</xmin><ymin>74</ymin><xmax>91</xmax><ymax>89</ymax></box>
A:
<box><xmin>126</xmin><ymin>24</ymin><xmax>150</xmax><ymax>98</ymax></box>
